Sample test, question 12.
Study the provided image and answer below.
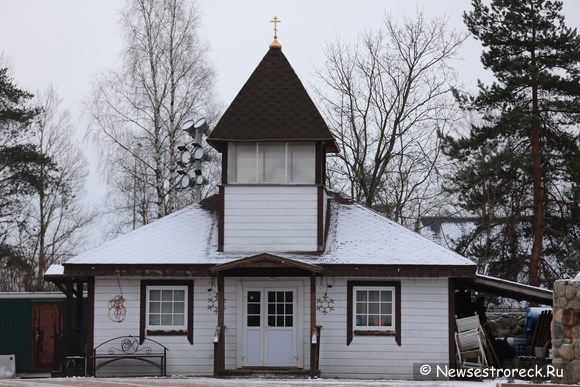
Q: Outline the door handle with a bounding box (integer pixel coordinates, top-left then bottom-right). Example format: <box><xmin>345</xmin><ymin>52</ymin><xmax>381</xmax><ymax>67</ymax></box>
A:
<box><xmin>35</xmin><ymin>329</ymin><xmax>40</xmax><ymax>343</ymax></box>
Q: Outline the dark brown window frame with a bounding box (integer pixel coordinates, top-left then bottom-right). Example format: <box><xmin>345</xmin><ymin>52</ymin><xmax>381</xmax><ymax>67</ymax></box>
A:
<box><xmin>140</xmin><ymin>280</ymin><xmax>193</xmax><ymax>344</ymax></box>
<box><xmin>347</xmin><ymin>280</ymin><xmax>401</xmax><ymax>346</ymax></box>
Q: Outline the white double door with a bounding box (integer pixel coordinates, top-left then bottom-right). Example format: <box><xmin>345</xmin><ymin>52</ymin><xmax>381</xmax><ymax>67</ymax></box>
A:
<box><xmin>241</xmin><ymin>284</ymin><xmax>301</xmax><ymax>367</ymax></box>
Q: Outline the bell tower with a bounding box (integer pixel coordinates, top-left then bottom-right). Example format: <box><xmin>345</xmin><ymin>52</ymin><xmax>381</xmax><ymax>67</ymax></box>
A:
<box><xmin>207</xmin><ymin>19</ymin><xmax>338</xmax><ymax>253</ymax></box>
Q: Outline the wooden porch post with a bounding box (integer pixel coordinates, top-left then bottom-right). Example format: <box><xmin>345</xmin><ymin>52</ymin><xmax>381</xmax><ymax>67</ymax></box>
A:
<box><xmin>213</xmin><ymin>273</ymin><xmax>225</xmax><ymax>376</ymax></box>
<box><xmin>86</xmin><ymin>277</ymin><xmax>95</xmax><ymax>376</ymax></box>
<box><xmin>310</xmin><ymin>273</ymin><xmax>317</xmax><ymax>378</ymax></box>
<box><xmin>448</xmin><ymin>278</ymin><xmax>456</xmax><ymax>367</ymax></box>
<box><xmin>75</xmin><ymin>282</ymin><xmax>84</xmax><ymax>355</ymax></box>
<box><xmin>63</xmin><ymin>282</ymin><xmax>73</xmax><ymax>358</ymax></box>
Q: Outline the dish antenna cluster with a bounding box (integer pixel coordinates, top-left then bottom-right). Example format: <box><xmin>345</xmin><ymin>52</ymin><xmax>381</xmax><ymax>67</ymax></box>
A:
<box><xmin>177</xmin><ymin>118</ymin><xmax>210</xmax><ymax>202</ymax></box>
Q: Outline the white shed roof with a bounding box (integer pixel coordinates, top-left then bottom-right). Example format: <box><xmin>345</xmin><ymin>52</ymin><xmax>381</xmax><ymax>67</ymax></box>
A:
<box><xmin>64</xmin><ymin>195</ymin><xmax>474</xmax><ymax>268</ymax></box>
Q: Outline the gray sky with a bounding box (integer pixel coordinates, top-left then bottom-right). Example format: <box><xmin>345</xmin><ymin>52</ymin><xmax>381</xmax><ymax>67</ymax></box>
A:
<box><xmin>2</xmin><ymin>0</ymin><xmax>579</xmax><ymax>115</ymax></box>
<box><xmin>1</xmin><ymin>0</ymin><xmax>580</xmax><ymax>245</ymax></box>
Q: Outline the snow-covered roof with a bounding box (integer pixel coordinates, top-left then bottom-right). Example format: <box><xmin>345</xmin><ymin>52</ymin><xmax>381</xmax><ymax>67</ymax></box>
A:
<box><xmin>66</xmin><ymin>204</ymin><xmax>217</xmax><ymax>265</ymax></box>
<box><xmin>319</xmin><ymin>200</ymin><xmax>473</xmax><ymax>266</ymax></box>
<box><xmin>418</xmin><ymin>216</ymin><xmax>477</xmax><ymax>250</ymax></box>
<box><xmin>45</xmin><ymin>264</ymin><xmax>64</xmax><ymax>276</ymax></box>
<box><xmin>471</xmin><ymin>274</ymin><xmax>552</xmax><ymax>305</ymax></box>
<box><xmin>63</xmin><ymin>196</ymin><xmax>474</xmax><ymax>268</ymax></box>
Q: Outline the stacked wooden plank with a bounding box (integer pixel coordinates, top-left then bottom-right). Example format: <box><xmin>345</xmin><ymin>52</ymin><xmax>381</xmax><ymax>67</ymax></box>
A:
<box><xmin>528</xmin><ymin>310</ymin><xmax>552</xmax><ymax>357</ymax></box>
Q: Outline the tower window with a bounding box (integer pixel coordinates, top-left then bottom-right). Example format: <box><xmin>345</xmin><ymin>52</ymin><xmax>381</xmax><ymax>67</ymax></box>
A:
<box><xmin>228</xmin><ymin>142</ymin><xmax>315</xmax><ymax>184</ymax></box>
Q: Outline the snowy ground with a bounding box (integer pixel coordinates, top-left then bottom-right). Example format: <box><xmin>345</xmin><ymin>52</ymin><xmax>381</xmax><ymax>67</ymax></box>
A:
<box><xmin>0</xmin><ymin>377</ymin><xmax>555</xmax><ymax>387</ymax></box>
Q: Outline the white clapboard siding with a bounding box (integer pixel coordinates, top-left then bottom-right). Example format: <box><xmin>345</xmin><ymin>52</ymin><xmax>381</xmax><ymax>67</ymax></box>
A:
<box><xmin>93</xmin><ymin>278</ymin><xmax>217</xmax><ymax>376</ymax></box>
<box><xmin>223</xmin><ymin>185</ymin><xmax>319</xmax><ymax>252</ymax></box>
<box><xmin>93</xmin><ymin>275</ymin><xmax>451</xmax><ymax>378</ymax></box>
<box><xmin>316</xmin><ymin>277</ymin><xmax>450</xmax><ymax>379</ymax></box>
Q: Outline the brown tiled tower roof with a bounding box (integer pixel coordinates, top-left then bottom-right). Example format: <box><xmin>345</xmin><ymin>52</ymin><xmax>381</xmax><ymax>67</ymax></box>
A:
<box><xmin>207</xmin><ymin>45</ymin><xmax>338</xmax><ymax>153</ymax></box>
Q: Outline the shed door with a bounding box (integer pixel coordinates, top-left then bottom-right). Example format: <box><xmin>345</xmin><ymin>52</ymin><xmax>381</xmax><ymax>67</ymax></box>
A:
<box><xmin>32</xmin><ymin>302</ymin><xmax>63</xmax><ymax>372</ymax></box>
<box><xmin>244</xmin><ymin>288</ymin><xmax>297</xmax><ymax>367</ymax></box>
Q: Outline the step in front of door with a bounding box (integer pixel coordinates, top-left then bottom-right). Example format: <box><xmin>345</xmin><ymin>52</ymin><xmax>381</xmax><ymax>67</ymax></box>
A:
<box><xmin>220</xmin><ymin>368</ymin><xmax>309</xmax><ymax>379</ymax></box>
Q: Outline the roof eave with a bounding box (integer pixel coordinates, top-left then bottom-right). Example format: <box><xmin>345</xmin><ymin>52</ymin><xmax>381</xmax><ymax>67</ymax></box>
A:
<box><xmin>321</xmin><ymin>264</ymin><xmax>476</xmax><ymax>278</ymax></box>
<box><xmin>467</xmin><ymin>274</ymin><xmax>553</xmax><ymax>305</ymax></box>
<box><xmin>207</xmin><ymin>138</ymin><xmax>339</xmax><ymax>153</ymax></box>
<box><xmin>61</xmin><ymin>263</ymin><xmax>215</xmax><ymax>278</ymax></box>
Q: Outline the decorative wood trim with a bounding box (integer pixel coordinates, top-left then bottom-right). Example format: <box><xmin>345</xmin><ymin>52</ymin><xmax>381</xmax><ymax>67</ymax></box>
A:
<box><xmin>347</xmin><ymin>281</ymin><xmax>353</xmax><ymax>346</ymax></box>
<box><xmin>63</xmin><ymin>265</ymin><xmax>212</xmax><ymax>278</ymax></box>
<box><xmin>347</xmin><ymin>280</ymin><xmax>401</xmax><ymax>346</ymax></box>
<box><xmin>325</xmin><ymin>265</ymin><xmax>475</xmax><ymax>279</ymax></box>
<box><xmin>215</xmin><ymin>267</ymin><xmax>318</xmax><ymax>278</ymax></box>
<box><xmin>323</xmin><ymin>196</ymin><xmax>332</xmax><ymax>250</ymax></box>
<box><xmin>210</xmin><ymin>253</ymin><xmax>322</xmax><ymax>273</ymax></box>
<box><xmin>64</xmin><ymin>283</ymin><xmax>73</xmax><ymax>356</ymax></box>
<box><xmin>217</xmin><ymin>274</ymin><xmax>224</xmax><ymax>332</ymax></box>
<box><xmin>146</xmin><ymin>330</ymin><xmax>187</xmax><ymax>336</ymax></box>
<box><xmin>189</xmin><ymin>281</ymin><xmax>196</xmax><ymax>345</ymax></box>
<box><xmin>322</xmin><ymin>144</ymin><xmax>327</xmax><ymax>184</ymax></box>
<box><xmin>214</xmin><ymin>274</ymin><xmax>225</xmax><ymax>376</ymax></box>
<box><xmin>139</xmin><ymin>282</ymin><xmax>146</xmax><ymax>344</ymax></box>
<box><xmin>448</xmin><ymin>278</ymin><xmax>456</xmax><ymax>367</ymax></box>
<box><xmin>317</xmin><ymin>186</ymin><xmax>324</xmax><ymax>251</ymax></box>
<box><xmin>140</xmin><ymin>280</ymin><xmax>194</xmax><ymax>345</ymax></box>
<box><xmin>218</xmin><ymin>186</ymin><xmax>225</xmax><ymax>252</ymax></box>
<box><xmin>395</xmin><ymin>281</ymin><xmax>401</xmax><ymax>346</ymax></box>
<box><xmin>315</xmin><ymin>143</ymin><xmax>322</xmax><ymax>184</ymax></box>
<box><xmin>221</xmin><ymin>143</ymin><xmax>228</xmax><ymax>184</ymax></box>
<box><xmin>63</xmin><ymin>263</ymin><xmax>474</xmax><ymax>279</ymax></box>
<box><xmin>310</xmin><ymin>273</ymin><xmax>316</xmax><ymax>377</ymax></box>
<box><xmin>353</xmin><ymin>330</ymin><xmax>396</xmax><ymax>336</ymax></box>
<box><xmin>75</xmin><ymin>282</ymin><xmax>84</xmax><ymax>337</ymax></box>
<box><xmin>86</xmin><ymin>277</ymin><xmax>95</xmax><ymax>376</ymax></box>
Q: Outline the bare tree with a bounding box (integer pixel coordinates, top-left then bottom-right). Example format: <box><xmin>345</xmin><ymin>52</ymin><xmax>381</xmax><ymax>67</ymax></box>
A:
<box><xmin>86</xmin><ymin>0</ymin><xmax>217</xmax><ymax>236</ymax></box>
<box><xmin>314</xmin><ymin>12</ymin><xmax>465</xmax><ymax>228</ymax></box>
<box><xmin>11</xmin><ymin>86</ymin><xmax>96</xmax><ymax>291</ymax></box>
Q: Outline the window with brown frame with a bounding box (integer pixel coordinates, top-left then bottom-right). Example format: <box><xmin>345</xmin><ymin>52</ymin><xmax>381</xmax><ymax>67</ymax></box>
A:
<box><xmin>227</xmin><ymin>142</ymin><xmax>315</xmax><ymax>184</ymax></box>
<box><xmin>347</xmin><ymin>281</ymin><xmax>401</xmax><ymax>346</ymax></box>
<box><xmin>140</xmin><ymin>280</ymin><xmax>193</xmax><ymax>344</ymax></box>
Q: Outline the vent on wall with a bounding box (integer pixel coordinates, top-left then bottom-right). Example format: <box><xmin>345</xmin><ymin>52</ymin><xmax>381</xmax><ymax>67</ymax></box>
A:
<box><xmin>0</xmin><ymin>355</ymin><xmax>15</xmax><ymax>378</ymax></box>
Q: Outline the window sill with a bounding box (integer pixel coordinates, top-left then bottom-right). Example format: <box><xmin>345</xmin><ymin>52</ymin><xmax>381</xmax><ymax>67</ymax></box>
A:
<box><xmin>146</xmin><ymin>330</ymin><xmax>187</xmax><ymax>336</ymax></box>
<box><xmin>354</xmin><ymin>330</ymin><xmax>396</xmax><ymax>337</ymax></box>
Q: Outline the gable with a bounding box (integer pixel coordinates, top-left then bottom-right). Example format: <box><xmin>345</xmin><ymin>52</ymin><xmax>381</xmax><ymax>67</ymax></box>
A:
<box><xmin>211</xmin><ymin>253</ymin><xmax>322</xmax><ymax>277</ymax></box>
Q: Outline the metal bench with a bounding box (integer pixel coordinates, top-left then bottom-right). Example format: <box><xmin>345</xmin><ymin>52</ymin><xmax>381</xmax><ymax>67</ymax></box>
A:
<box><xmin>92</xmin><ymin>335</ymin><xmax>168</xmax><ymax>377</ymax></box>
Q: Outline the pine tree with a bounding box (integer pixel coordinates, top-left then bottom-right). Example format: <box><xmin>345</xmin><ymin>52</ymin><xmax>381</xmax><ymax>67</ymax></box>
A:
<box><xmin>442</xmin><ymin>0</ymin><xmax>580</xmax><ymax>287</ymax></box>
<box><xmin>0</xmin><ymin>67</ymin><xmax>54</xmax><ymax>290</ymax></box>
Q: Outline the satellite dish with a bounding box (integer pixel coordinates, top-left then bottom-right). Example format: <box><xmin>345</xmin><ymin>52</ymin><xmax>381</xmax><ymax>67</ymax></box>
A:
<box><xmin>181</xmin><ymin>119</ymin><xmax>195</xmax><ymax>132</ymax></box>
<box><xmin>194</xmin><ymin>118</ymin><xmax>210</xmax><ymax>135</ymax></box>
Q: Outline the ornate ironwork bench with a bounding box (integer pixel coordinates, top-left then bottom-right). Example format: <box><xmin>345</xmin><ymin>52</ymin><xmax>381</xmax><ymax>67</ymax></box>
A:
<box><xmin>92</xmin><ymin>335</ymin><xmax>168</xmax><ymax>377</ymax></box>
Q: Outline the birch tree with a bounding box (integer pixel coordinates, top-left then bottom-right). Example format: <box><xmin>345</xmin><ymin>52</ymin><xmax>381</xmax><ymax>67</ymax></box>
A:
<box><xmin>86</xmin><ymin>0</ymin><xmax>216</xmax><ymax>235</ymax></box>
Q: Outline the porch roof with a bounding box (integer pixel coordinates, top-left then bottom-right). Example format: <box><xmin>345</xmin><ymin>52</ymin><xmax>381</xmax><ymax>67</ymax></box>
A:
<box><xmin>467</xmin><ymin>274</ymin><xmax>553</xmax><ymax>305</ymax></box>
<box><xmin>210</xmin><ymin>253</ymin><xmax>323</xmax><ymax>274</ymax></box>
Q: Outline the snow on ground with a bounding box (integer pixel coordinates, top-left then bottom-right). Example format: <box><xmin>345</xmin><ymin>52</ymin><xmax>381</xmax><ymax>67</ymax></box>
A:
<box><xmin>0</xmin><ymin>377</ymin><xmax>545</xmax><ymax>387</ymax></box>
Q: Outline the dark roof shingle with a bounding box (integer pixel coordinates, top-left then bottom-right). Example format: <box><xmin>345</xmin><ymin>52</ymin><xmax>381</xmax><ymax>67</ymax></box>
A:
<box><xmin>207</xmin><ymin>47</ymin><xmax>338</xmax><ymax>152</ymax></box>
